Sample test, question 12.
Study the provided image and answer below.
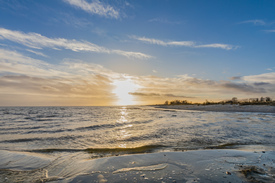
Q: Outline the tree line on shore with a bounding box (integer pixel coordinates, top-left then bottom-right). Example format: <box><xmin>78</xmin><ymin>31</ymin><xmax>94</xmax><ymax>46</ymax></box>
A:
<box><xmin>164</xmin><ymin>97</ymin><xmax>275</xmax><ymax>106</ymax></box>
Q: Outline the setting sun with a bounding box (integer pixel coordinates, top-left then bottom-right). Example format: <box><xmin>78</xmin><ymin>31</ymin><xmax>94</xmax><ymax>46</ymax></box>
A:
<box><xmin>113</xmin><ymin>78</ymin><xmax>139</xmax><ymax>106</ymax></box>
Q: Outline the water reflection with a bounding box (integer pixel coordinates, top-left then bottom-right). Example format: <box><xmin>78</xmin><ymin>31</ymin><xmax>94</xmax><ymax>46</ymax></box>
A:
<box><xmin>117</xmin><ymin>107</ymin><xmax>128</xmax><ymax>123</ymax></box>
<box><xmin>116</xmin><ymin>107</ymin><xmax>132</xmax><ymax>147</ymax></box>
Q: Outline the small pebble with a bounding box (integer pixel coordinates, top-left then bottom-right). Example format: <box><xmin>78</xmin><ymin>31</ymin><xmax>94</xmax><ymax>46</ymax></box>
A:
<box><xmin>226</xmin><ymin>171</ymin><xmax>231</xmax><ymax>175</ymax></box>
<box><xmin>97</xmin><ymin>175</ymin><xmax>104</xmax><ymax>179</ymax></box>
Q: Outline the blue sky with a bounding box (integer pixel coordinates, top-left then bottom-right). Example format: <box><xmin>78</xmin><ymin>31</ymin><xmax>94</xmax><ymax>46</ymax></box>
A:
<box><xmin>0</xmin><ymin>0</ymin><xmax>275</xmax><ymax>106</ymax></box>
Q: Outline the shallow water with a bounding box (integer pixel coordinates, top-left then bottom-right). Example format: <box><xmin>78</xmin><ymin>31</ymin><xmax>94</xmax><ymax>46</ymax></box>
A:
<box><xmin>1</xmin><ymin>106</ymin><xmax>275</xmax><ymax>153</ymax></box>
<box><xmin>0</xmin><ymin>106</ymin><xmax>275</xmax><ymax>182</ymax></box>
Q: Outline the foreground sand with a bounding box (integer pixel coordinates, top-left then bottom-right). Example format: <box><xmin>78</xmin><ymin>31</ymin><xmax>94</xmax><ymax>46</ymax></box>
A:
<box><xmin>1</xmin><ymin>148</ymin><xmax>275</xmax><ymax>182</ymax></box>
<box><xmin>156</xmin><ymin>104</ymin><xmax>275</xmax><ymax>113</ymax></box>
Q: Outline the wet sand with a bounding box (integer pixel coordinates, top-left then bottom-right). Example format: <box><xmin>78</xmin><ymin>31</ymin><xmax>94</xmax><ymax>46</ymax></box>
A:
<box><xmin>1</xmin><ymin>148</ymin><xmax>275</xmax><ymax>182</ymax></box>
<box><xmin>156</xmin><ymin>104</ymin><xmax>275</xmax><ymax>113</ymax></box>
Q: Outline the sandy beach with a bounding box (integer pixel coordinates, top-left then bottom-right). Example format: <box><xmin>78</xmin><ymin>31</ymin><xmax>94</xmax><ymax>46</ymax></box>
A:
<box><xmin>156</xmin><ymin>104</ymin><xmax>275</xmax><ymax>113</ymax></box>
<box><xmin>1</xmin><ymin>148</ymin><xmax>275</xmax><ymax>182</ymax></box>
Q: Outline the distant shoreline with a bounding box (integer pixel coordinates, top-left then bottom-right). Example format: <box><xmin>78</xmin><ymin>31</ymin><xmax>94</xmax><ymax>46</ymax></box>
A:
<box><xmin>155</xmin><ymin>104</ymin><xmax>275</xmax><ymax>113</ymax></box>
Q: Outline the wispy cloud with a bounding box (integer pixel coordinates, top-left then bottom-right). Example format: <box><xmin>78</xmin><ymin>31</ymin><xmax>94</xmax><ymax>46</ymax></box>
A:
<box><xmin>111</xmin><ymin>50</ymin><xmax>153</xmax><ymax>59</ymax></box>
<box><xmin>129</xmin><ymin>92</ymin><xmax>193</xmax><ymax>98</ymax></box>
<box><xmin>63</xmin><ymin>0</ymin><xmax>119</xmax><ymax>19</ymax></box>
<box><xmin>195</xmin><ymin>44</ymin><xmax>237</xmax><ymax>50</ymax></box>
<box><xmin>130</xmin><ymin>36</ymin><xmax>238</xmax><ymax>50</ymax></box>
<box><xmin>264</xmin><ymin>30</ymin><xmax>275</xmax><ymax>33</ymax></box>
<box><xmin>148</xmin><ymin>18</ymin><xmax>182</xmax><ymax>25</ymax></box>
<box><xmin>0</xmin><ymin>28</ymin><xmax>152</xmax><ymax>59</ymax></box>
<box><xmin>130</xmin><ymin>35</ymin><xmax>194</xmax><ymax>47</ymax></box>
<box><xmin>0</xmin><ymin>48</ymin><xmax>65</xmax><ymax>77</ymax></box>
<box><xmin>26</xmin><ymin>49</ymin><xmax>48</xmax><ymax>57</ymax></box>
<box><xmin>51</xmin><ymin>12</ymin><xmax>92</xmax><ymax>28</ymax></box>
<box><xmin>253</xmin><ymin>82</ymin><xmax>270</xmax><ymax>86</ymax></box>
<box><xmin>239</xmin><ymin>19</ymin><xmax>266</xmax><ymax>26</ymax></box>
<box><xmin>239</xmin><ymin>20</ymin><xmax>275</xmax><ymax>34</ymax></box>
<box><xmin>220</xmin><ymin>82</ymin><xmax>266</xmax><ymax>93</ymax></box>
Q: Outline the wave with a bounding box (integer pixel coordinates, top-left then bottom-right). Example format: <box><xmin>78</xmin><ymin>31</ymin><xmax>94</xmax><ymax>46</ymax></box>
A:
<box><xmin>75</xmin><ymin>124</ymin><xmax>116</xmax><ymax>131</ymax></box>
<box><xmin>0</xmin><ymin>135</ymin><xmax>83</xmax><ymax>143</ymax></box>
<box><xmin>85</xmin><ymin>145</ymin><xmax>165</xmax><ymax>154</ymax></box>
<box><xmin>1</xmin><ymin>119</ymin><xmax>155</xmax><ymax>135</ymax></box>
<box><xmin>1</xmin><ymin>138</ymin><xmax>43</xmax><ymax>143</ymax></box>
<box><xmin>27</xmin><ymin>145</ymin><xmax>167</xmax><ymax>155</ymax></box>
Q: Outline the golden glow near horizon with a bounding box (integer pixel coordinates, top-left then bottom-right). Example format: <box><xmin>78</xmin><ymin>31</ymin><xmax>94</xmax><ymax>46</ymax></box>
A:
<box><xmin>113</xmin><ymin>78</ymin><xmax>139</xmax><ymax>106</ymax></box>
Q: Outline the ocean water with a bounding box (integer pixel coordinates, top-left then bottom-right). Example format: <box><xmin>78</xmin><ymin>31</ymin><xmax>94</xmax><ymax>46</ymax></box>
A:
<box><xmin>0</xmin><ymin>106</ymin><xmax>275</xmax><ymax>182</ymax></box>
<box><xmin>1</xmin><ymin>106</ymin><xmax>275</xmax><ymax>153</ymax></box>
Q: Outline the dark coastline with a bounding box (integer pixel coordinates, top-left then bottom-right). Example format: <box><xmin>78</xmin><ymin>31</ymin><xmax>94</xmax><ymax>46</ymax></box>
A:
<box><xmin>155</xmin><ymin>104</ymin><xmax>275</xmax><ymax>113</ymax></box>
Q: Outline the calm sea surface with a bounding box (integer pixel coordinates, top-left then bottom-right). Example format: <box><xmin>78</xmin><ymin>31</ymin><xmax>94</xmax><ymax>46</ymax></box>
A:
<box><xmin>1</xmin><ymin>106</ymin><xmax>274</xmax><ymax>154</ymax></box>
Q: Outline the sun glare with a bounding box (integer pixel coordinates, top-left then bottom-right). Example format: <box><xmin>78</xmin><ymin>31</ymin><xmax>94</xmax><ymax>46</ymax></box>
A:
<box><xmin>113</xmin><ymin>78</ymin><xmax>139</xmax><ymax>106</ymax></box>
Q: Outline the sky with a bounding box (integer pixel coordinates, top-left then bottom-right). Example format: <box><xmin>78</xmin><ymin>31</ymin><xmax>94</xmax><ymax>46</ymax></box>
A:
<box><xmin>0</xmin><ymin>0</ymin><xmax>275</xmax><ymax>106</ymax></box>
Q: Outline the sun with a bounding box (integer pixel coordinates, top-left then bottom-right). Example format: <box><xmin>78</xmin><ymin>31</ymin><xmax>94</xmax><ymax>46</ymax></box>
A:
<box><xmin>113</xmin><ymin>78</ymin><xmax>139</xmax><ymax>106</ymax></box>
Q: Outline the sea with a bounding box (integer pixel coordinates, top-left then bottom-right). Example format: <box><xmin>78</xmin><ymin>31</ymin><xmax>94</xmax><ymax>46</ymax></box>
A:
<box><xmin>0</xmin><ymin>106</ymin><xmax>275</xmax><ymax>182</ymax></box>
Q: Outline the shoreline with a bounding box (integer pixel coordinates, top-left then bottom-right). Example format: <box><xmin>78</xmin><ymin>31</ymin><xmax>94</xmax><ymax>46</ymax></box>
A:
<box><xmin>155</xmin><ymin>104</ymin><xmax>275</xmax><ymax>113</ymax></box>
<box><xmin>1</xmin><ymin>148</ymin><xmax>275</xmax><ymax>182</ymax></box>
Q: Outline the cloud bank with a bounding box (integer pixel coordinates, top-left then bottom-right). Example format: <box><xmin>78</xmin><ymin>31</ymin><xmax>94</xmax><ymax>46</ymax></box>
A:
<box><xmin>0</xmin><ymin>48</ymin><xmax>118</xmax><ymax>106</ymax></box>
<box><xmin>0</xmin><ymin>48</ymin><xmax>274</xmax><ymax>106</ymax></box>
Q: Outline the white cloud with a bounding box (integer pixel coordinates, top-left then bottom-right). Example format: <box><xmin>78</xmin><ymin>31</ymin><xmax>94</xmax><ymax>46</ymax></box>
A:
<box><xmin>243</xmin><ymin>72</ymin><xmax>275</xmax><ymax>84</ymax></box>
<box><xmin>26</xmin><ymin>49</ymin><xmax>48</xmax><ymax>57</ymax></box>
<box><xmin>0</xmin><ymin>48</ymin><xmax>122</xmax><ymax>79</ymax></box>
<box><xmin>111</xmin><ymin>50</ymin><xmax>153</xmax><ymax>59</ymax></box>
<box><xmin>265</xmin><ymin>30</ymin><xmax>275</xmax><ymax>33</ymax></box>
<box><xmin>63</xmin><ymin>0</ymin><xmax>119</xmax><ymax>19</ymax></box>
<box><xmin>195</xmin><ymin>44</ymin><xmax>237</xmax><ymax>50</ymax></box>
<box><xmin>0</xmin><ymin>48</ymin><xmax>67</xmax><ymax>77</ymax></box>
<box><xmin>130</xmin><ymin>35</ymin><xmax>237</xmax><ymax>50</ymax></box>
<box><xmin>239</xmin><ymin>19</ymin><xmax>266</xmax><ymax>26</ymax></box>
<box><xmin>148</xmin><ymin>18</ymin><xmax>182</xmax><ymax>25</ymax></box>
<box><xmin>130</xmin><ymin>35</ymin><xmax>195</xmax><ymax>47</ymax></box>
<box><xmin>0</xmin><ymin>28</ymin><xmax>152</xmax><ymax>59</ymax></box>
